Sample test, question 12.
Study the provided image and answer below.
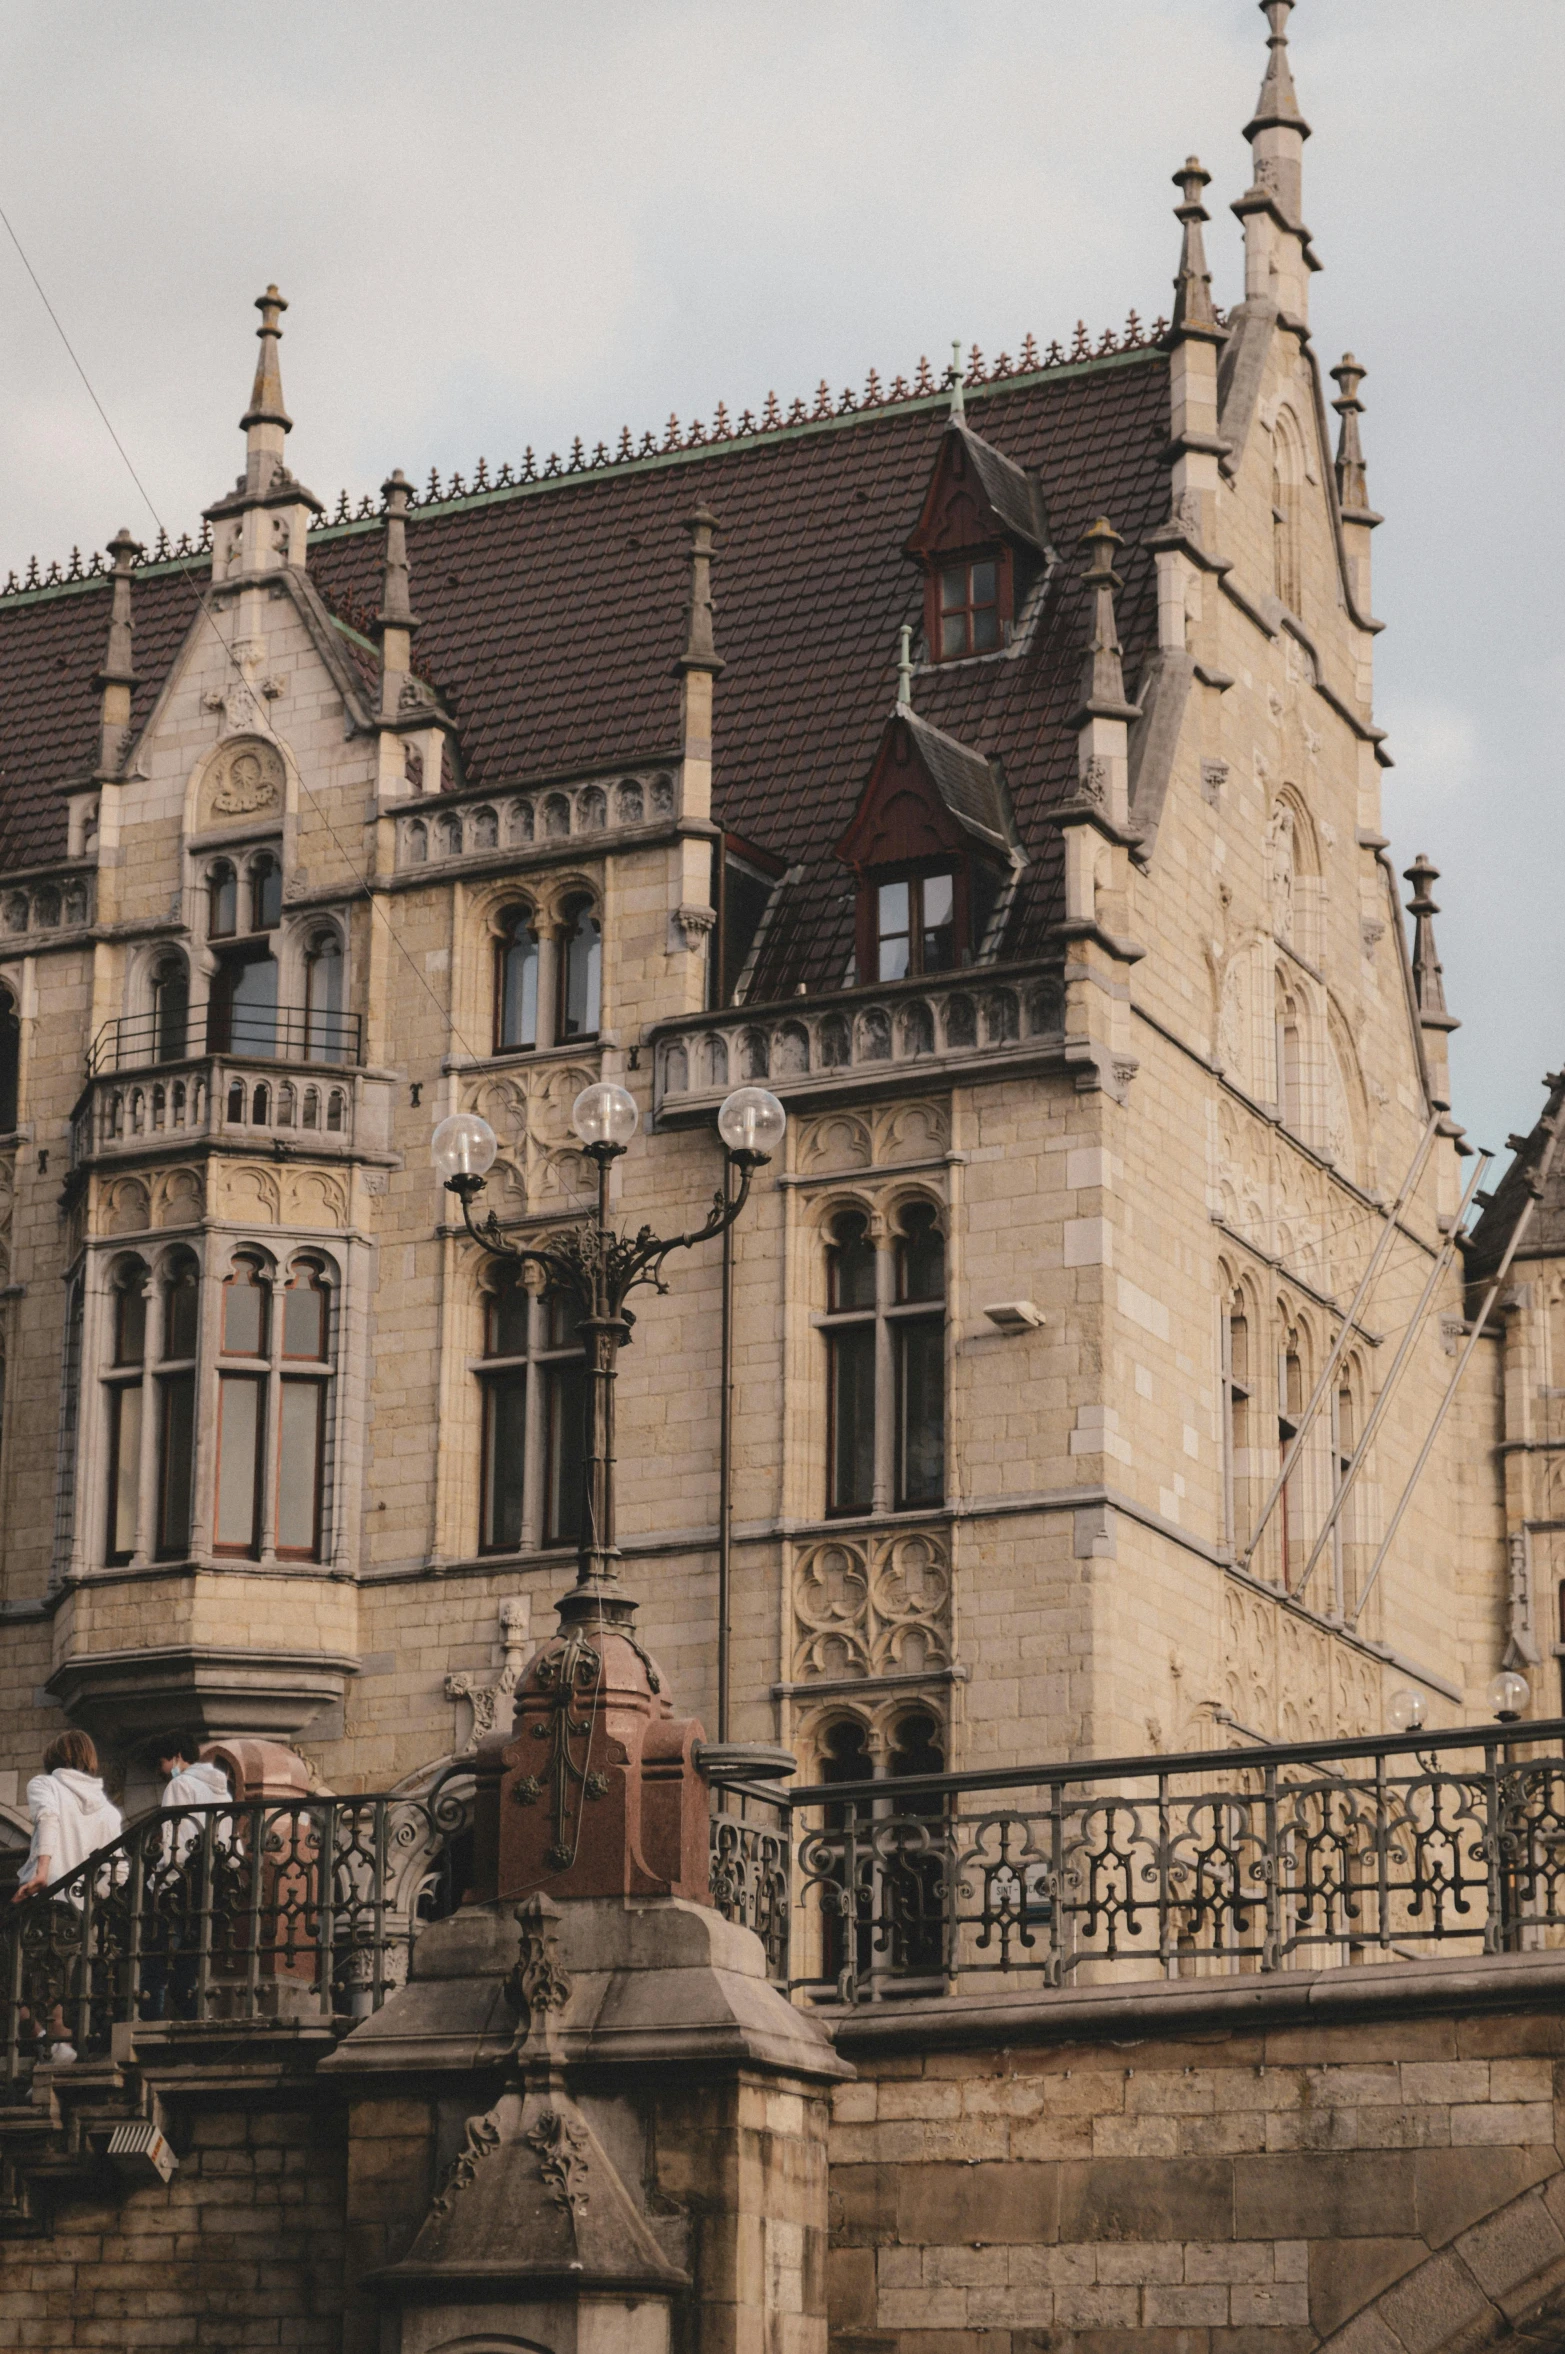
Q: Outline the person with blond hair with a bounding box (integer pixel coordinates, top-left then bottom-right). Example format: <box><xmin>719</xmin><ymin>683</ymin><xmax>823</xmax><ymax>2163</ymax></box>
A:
<box><xmin>11</xmin><ymin>1730</ymin><xmax>121</xmax><ymax>1904</ymax></box>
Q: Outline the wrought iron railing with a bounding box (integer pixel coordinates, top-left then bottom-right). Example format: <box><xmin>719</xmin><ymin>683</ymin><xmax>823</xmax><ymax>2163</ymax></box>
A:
<box><xmin>707</xmin><ymin>1776</ymin><xmax>792</xmax><ymax>1983</ymax></box>
<box><xmin>1</xmin><ymin>1787</ymin><xmax>468</xmax><ymax>2088</ymax></box>
<box><xmin>87</xmin><ymin>1004</ymin><xmax>362</xmax><ymax>1078</ymax></box>
<box><xmin>706</xmin><ymin>1719</ymin><xmax>1565</xmax><ymax>2007</ymax></box>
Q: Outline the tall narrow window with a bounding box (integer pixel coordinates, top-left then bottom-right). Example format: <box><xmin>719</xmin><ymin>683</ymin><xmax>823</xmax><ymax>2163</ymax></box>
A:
<box><xmin>105</xmin><ymin>1261</ymin><xmax>148</xmax><ymax>1564</ymax></box>
<box><xmin>1330</xmin><ymin>1375</ymin><xmax>1356</xmax><ymax>1618</ymax></box>
<box><xmin>208</xmin><ymin>944</ymin><xmax>279</xmax><ymax>1057</ymax></box>
<box><xmin>1222</xmin><ymin>1295</ymin><xmax>1252</xmax><ymax>1554</ymax></box>
<box><xmin>479</xmin><ymin>1273</ymin><xmax>530</xmax><ymax>1554</ymax></box>
<box><xmin>494</xmin><ymin>906</ymin><xmax>540</xmax><ymax>1054</ymax></box>
<box><xmin>1278</xmin><ymin>1330</ymin><xmax>1304</xmax><ymax>1589</ymax></box>
<box><xmin>277</xmin><ymin>1262</ymin><xmax>330</xmax><ymax>1558</ymax></box>
<box><xmin>1276</xmin><ymin>991</ymin><xmax>1303</xmax><ymax>1132</ymax></box>
<box><xmin>886</xmin><ymin>1709</ymin><xmax>947</xmax><ymax>1976</ymax></box>
<box><xmin>892</xmin><ymin>1204</ymin><xmax>945</xmax><ymax>1509</ymax></box>
<box><xmin>249</xmin><ymin>853</ymin><xmax>282</xmax><ymax>931</ymax></box>
<box><xmin>304</xmin><ymin>932</ymin><xmax>345</xmax><ymax>1063</ymax></box>
<box><xmin>541</xmin><ymin>1292</ymin><xmax>586</xmax><ymax>1546</ymax></box>
<box><xmin>825</xmin><ymin>1212</ymin><xmax>878</xmax><ymax>1515</ymax></box>
<box><xmin>151</xmin><ymin>957</ymin><xmax>189</xmax><ymax>1065</ymax></box>
<box><xmin>0</xmin><ymin>987</ymin><xmax>18</xmax><ymax>1132</ymax></box>
<box><xmin>156</xmin><ymin>1254</ymin><xmax>199</xmax><ymax>1559</ymax></box>
<box><xmin>208</xmin><ymin>862</ymin><xmax>238</xmax><ymax>939</ymax></box>
<box><xmin>558</xmin><ymin>898</ymin><xmax>601</xmax><ymax>1041</ymax></box>
<box><xmin>820</xmin><ymin>1717</ymin><xmax>873</xmax><ymax>1987</ymax></box>
<box><xmin>215</xmin><ymin>1258</ymin><xmax>268</xmax><ymax>1556</ymax></box>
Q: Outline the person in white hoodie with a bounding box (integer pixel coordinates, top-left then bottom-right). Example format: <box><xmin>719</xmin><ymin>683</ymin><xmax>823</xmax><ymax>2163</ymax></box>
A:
<box><xmin>11</xmin><ymin>1730</ymin><xmax>124</xmax><ymax>2063</ymax></box>
<box><xmin>152</xmin><ymin>1731</ymin><xmax>232</xmax><ymax>1867</ymax></box>
<box><xmin>11</xmin><ymin>1730</ymin><xmax>122</xmax><ymax>1904</ymax></box>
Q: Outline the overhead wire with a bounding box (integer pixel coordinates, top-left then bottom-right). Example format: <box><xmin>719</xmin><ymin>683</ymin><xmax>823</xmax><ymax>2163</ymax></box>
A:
<box><xmin>0</xmin><ymin>200</ymin><xmax>594</xmax><ymax>1212</ymax></box>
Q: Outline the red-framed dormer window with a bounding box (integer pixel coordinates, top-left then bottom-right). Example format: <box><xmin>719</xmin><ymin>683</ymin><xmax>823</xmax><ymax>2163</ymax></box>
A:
<box><xmin>874</xmin><ymin>870</ymin><xmax>959</xmax><ymax>981</ymax></box>
<box><xmin>939</xmin><ymin>556</ymin><xmax>1001</xmax><ymax>657</ymax></box>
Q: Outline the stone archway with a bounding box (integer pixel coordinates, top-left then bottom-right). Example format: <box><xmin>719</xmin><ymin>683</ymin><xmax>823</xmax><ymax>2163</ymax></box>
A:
<box><xmin>1320</xmin><ymin>2174</ymin><xmax>1565</xmax><ymax>2353</ymax></box>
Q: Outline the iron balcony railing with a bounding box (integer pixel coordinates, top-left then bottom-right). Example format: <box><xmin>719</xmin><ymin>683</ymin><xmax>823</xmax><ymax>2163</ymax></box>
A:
<box><xmin>1</xmin><ymin>1788</ymin><xmax>469</xmax><ymax>2087</ymax></box>
<box><xmin>707</xmin><ymin>1718</ymin><xmax>1565</xmax><ymax>2008</ymax></box>
<box><xmin>87</xmin><ymin>1003</ymin><xmax>363</xmax><ymax>1078</ymax></box>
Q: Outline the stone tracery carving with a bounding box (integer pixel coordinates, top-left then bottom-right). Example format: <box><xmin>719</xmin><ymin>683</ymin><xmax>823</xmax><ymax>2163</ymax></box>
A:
<box><xmin>793</xmin><ymin>1527</ymin><xmax>951</xmax><ymax>1681</ymax></box>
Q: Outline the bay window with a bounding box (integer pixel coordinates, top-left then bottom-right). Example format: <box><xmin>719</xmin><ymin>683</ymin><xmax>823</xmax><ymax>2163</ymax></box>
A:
<box><xmin>100</xmin><ymin>1244</ymin><xmax>337</xmax><ymax>1570</ymax></box>
<box><xmin>477</xmin><ymin>1272</ymin><xmax>586</xmax><ymax>1554</ymax></box>
<box><xmin>824</xmin><ymin>1200</ymin><xmax>947</xmax><ymax>1518</ymax></box>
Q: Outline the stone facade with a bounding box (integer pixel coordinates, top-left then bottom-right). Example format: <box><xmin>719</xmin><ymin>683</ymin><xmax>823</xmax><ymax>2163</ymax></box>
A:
<box><xmin>0</xmin><ymin>1</ymin><xmax>1540</xmax><ymax>1846</ymax></box>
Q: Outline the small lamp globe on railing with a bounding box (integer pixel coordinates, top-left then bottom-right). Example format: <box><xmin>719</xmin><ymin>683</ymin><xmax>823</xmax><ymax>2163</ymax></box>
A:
<box><xmin>1489</xmin><ymin>1669</ymin><xmax>1530</xmax><ymax>1724</ymax></box>
<box><xmin>1387</xmin><ymin>1686</ymin><xmax>1426</xmax><ymax>1735</ymax></box>
<box><xmin>717</xmin><ymin>1085</ymin><xmax>787</xmax><ymax>1165</ymax></box>
<box><xmin>570</xmin><ymin>1081</ymin><xmax>640</xmax><ymax>1157</ymax></box>
<box><xmin>431</xmin><ymin>1110</ymin><xmax>499</xmax><ymax>1203</ymax></box>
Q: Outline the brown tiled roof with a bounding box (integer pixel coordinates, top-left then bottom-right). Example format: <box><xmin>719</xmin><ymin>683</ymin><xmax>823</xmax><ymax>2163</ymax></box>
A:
<box><xmin>0</xmin><ymin>349</ymin><xmax>1170</xmax><ymax>995</ymax></box>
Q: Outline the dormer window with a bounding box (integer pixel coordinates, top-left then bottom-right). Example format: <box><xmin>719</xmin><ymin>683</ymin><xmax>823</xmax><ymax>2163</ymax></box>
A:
<box><xmin>875</xmin><ymin>872</ymin><xmax>957</xmax><ymax>981</ymax></box>
<box><xmin>938</xmin><ymin>554</ymin><xmax>1004</xmax><ymax>658</ymax></box>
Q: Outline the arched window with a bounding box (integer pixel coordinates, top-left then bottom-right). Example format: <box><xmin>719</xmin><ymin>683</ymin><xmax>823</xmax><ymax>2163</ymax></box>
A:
<box><xmin>277</xmin><ymin>1261</ymin><xmax>330</xmax><ymax>1559</ymax></box>
<box><xmin>1276</xmin><ymin>986</ymin><xmax>1303</xmax><ymax>1133</ymax></box>
<box><xmin>1278</xmin><ymin>1325</ymin><xmax>1305</xmax><ymax>1589</ymax></box>
<box><xmin>156</xmin><ymin>1253</ymin><xmax>199</xmax><ymax>1559</ymax></box>
<box><xmin>207</xmin><ymin>1251</ymin><xmax>336</xmax><ymax>1564</ymax></box>
<box><xmin>150</xmin><ymin>956</ymin><xmax>189</xmax><ymax>1065</ymax></box>
<box><xmin>1221</xmin><ymin>1289</ymin><xmax>1253</xmax><ymax>1555</ymax></box>
<box><xmin>304</xmin><ymin>930</ymin><xmax>345</xmax><ymax>1062</ymax></box>
<box><xmin>214</xmin><ymin>1256</ymin><xmax>269</xmax><ymax>1556</ymax></box>
<box><xmin>249</xmin><ymin>853</ymin><xmax>282</xmax><ymax>931</ymax></box>
<box><xmin>0</xmin><ymin>987</ymin><xmax>18</xmax><ymax>1132</ymax></box>
<box><xmin>819</xmin><ymin>1717</ymin><xmax>873</xmax><ymax>1987</ymax></box>
<box><xmin>823</xmin><ymin>1202</ymin><xmax>946</xmax><ymax>1517</ymax></box>
<box><xmin>558</xmin><ymin>897</ymin><xmax>601</xmax><ymax>1041</ymax></box>
<box><xmin>494</xmin><ymin>906</ymin><xmax>540</xmax><ymax>1055</ymax></box>
<box><xmin>105</xmin><ymin>1258</ymin><xmax>149</xmax><ymax>1563</ymax></box>
<box><xmin>1329</xmin><ymin>1369</ymin><xmax>1359</xmax><ymax>1619</ymax></box>
<box><xmin>826</xmin><ymin>1212</ymin><xmax>878</xmax><ymax>1516</ymax></box>
<box><xmin>208</xmin><ymin>862</ymin><xmax>238</xmax><ymax>939</ymax></box>
<box><xmin>886</xmin><ymin>1709</ymin><xmax>947</xmax><ymax>1975</ymax></box>
<box><xmin>475</xmin><ymin>1276</ymin><xmax>585</xmax><ymax>1554</ymax></box>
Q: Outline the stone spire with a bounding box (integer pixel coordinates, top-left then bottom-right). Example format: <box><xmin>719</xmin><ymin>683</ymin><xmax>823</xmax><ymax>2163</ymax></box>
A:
<box><xmin>675</xmin><ymin>505</ymin><xmax>723</xmax><ymax>679</ymax></box>
<box><xmin>374</xmin><ymin>469</ymin><xmax>419</xmax><ymax>722</ymax></box>
<box><xmin>93</xmin><ymin>527</ymin><xmax>142</xmax><ymax>778</ymax></box>
<box><xmin>1233</xmin><ymin>0</ymin><xmax>1318</xmax><ymax>324</ymax></box>
<box><xmin>1074</xmin><ymin>520</ymin><xmax>1138</xmax><ymax>730</ymax></box>
<box><xmin>240</xmin><ymin>285</ymin><xmax>292</xmax><ymax>495</ymax></box>
<box><xmin>1405</xmin><ymin>855</ymin><xmax>1456</xmax><ymax>1028</ymax></box>
<box><xmin>1170</xmin><ymin>158</ymin><xmax>1220</xmax><ymax>340</ymax></box>
<box><xmin>1330</xmin><ymin>354</ymin><xmax>1370</xmax><ymax>514</ymax></box>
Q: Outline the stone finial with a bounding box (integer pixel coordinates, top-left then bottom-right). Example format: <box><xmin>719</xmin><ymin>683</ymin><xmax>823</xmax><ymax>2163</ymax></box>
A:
<box><xmin>241</xmin><ymin>284</ymin><xmax>292</xmax><ymax>437</ymax></box>
<box><xmin>895</xmin><ymin>621</ymin><xmax>914</xmax><ymax>712</ymax></box>
<box><xmin>947</xmin><ymin>337</ymin><xmax>966</xmax><ymax>422</ymax></box>
<box><xmin>1404</xmin><ymin>854</ymin><xmax>1456</xmax><ymax>1028</ymax></box>
<box><xmin>1245</xmin><ymin>0</ymin><xmax>1310</xmax><ymax>145</ymax></box>
<box><xmin>374</xmin><ymin>470</ymin><xmax>418</xmax><ymax>633</ymax></box>
<box><xmin>675</xmin><ymin>504</ymin><xmax>723</xmax><ymax>676</ymax></box>
<box><xmin>1330</xmin><ymin>353</ymin><xmax>1371</xmax><ymax>515</ymax></box>
<box><xmin>1076</xmin><ymin>518</ymin><xmax>1137</xmax><ymax>722</ymax></box>
<box><xmin>93</xmin><ymin>526</ymin><xmax>142</xmax><ymax>778</ymax></box>
<box><xmin>1170</xmin><ymin>157</ymin><xmax>1220</xmax><ymax>340</ymax></box>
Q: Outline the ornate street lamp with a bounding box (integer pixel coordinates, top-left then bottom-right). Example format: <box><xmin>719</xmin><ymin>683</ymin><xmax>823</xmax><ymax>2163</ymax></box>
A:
<box><xmin>431</xmin><ymin>1081</ymin><xmax>786</xmax><ymax>1594</ymax></box>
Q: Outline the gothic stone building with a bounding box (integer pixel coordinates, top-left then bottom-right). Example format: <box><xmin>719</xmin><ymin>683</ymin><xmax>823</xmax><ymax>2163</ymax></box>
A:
<box><xmin>0</xmin><ymin>0</ymin><xmax>1549</xmax><ymax>1846</ymax></box>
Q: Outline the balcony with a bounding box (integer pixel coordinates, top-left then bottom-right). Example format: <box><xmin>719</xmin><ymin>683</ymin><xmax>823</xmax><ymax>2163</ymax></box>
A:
<box><xmin>88</xmin><ymin>1004</ymin><xmax>362</xmax><ymax>1078</ymax></box>
<box><xmin>75</xmin><ymin>1006</ymin><xmax>367</xmax><ymax>1169</ymax></box>
<box><xmin>652</xmin><ymin>964</ymin><xmax>1065</xmax><ymax>1123</ymax></box>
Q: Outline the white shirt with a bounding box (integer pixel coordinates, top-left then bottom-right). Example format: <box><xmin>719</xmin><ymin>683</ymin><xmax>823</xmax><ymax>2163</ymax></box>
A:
<box><xmin>159</xmin><ymin>1759</ymin><xmax>233</xmax><ymax>1866</ymax></box>
<box><xmin>22</xmin><ymin>1768</ymin><xmax>123</xmax><ymax>1895</ymax></box>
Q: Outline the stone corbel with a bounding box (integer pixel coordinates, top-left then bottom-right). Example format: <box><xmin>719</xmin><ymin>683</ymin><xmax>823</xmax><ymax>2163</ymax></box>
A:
<box><xmin>670</xmin><ymin>903</ymin><xmax>715</xmax><ymax>956</ymax></box>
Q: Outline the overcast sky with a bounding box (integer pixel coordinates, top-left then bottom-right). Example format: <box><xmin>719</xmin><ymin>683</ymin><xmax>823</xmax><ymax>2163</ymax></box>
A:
<box><xmin>0</xmin><ymin>1</ymin><xmax>1557</xmax><ymax>1155</ymax></box>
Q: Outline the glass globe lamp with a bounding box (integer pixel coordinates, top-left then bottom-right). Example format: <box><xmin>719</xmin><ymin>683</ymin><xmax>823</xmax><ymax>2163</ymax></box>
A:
<box><xmin>571</xmin><ymin>1082</ymin><xmax>639</xmax><ymax>1151</ymax></box>
<box><xmin>1489</xmin><ymin>1669</ymin><xmax>1530</xmax><ymax>1723</ymax></box>
<box><xmin>1386</xmin><ymin>1686</ymin><xmax>1426</xmax><ymax>1735</ymax></box>
<box><xmin>431</xmin><ymin>1111</ymin><xmax>499</xmax><ymax>1187</ymax></box>
<box><xmin>717</xmin><ymin>1086</ymin><xmax>787</xmax><ymax>1161</ymax></box>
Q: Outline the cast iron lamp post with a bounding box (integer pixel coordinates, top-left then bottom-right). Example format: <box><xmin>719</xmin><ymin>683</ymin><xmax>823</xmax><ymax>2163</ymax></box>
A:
<box><xmin>431</xmin><ymin>1081</ymin><xmax>786</xmax><ymax>1595</ymax></box>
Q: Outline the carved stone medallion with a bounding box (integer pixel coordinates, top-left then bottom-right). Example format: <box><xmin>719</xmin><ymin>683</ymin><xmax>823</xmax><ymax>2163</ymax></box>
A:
<box><xmin>204</xmin><ymin>736</ymin><xmax>284</xmax><ymax>825</ymax></box>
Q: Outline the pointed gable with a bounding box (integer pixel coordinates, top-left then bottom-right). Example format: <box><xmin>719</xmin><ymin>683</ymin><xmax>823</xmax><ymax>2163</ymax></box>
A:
<box><xmin>835</xmin><ymin>709</ymin><xmax>1015</xmax><ymax>871</ymax></box>
<box><xmin>904</xmin><ymin>421</ymin><xmax>1050</xmax><ymax>564</ymax></box>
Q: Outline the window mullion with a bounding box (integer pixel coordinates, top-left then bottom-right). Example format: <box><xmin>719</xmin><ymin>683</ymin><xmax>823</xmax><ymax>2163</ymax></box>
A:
<box><xmin>536</xmin><ymin>921</ymin><xmax>564</xmax><ymax>1049</ymax></box>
